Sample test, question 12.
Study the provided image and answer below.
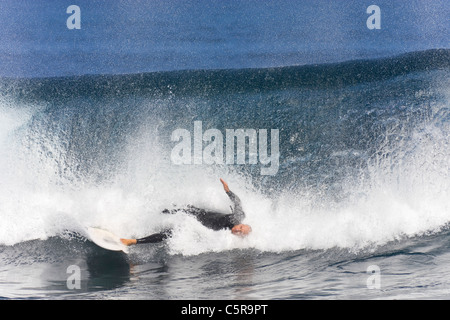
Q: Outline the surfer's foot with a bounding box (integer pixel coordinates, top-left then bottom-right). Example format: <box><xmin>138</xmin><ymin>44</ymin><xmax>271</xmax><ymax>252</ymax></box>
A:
<box><xmin>120</xmin><ymin>238</ymin><xmax>137</xmax><ymax>246</ymax></box>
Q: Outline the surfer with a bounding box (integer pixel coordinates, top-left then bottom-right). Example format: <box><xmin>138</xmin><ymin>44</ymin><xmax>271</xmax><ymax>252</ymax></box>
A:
<box><xmin>120</xmin><ymin>178</ymin><xmax>252</xmax><ymax>246</ymax></box>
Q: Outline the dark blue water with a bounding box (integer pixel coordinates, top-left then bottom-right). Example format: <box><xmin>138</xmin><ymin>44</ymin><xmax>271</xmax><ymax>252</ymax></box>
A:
<box><xmin>0</xmin><ymin>1</ymin><xmax>449</xmax><ymax>300</ymax></box>
<box><xmin>0</xmin><ymin>0</ymin><xmax>448</xmax><ymax>77</ymax></box>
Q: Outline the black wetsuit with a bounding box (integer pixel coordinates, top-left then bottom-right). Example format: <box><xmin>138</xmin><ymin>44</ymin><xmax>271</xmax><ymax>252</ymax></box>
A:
<box><xmin>136</xmin><ymin>191</ymin><xmax>245</xmax><ymax>244</ymax></box>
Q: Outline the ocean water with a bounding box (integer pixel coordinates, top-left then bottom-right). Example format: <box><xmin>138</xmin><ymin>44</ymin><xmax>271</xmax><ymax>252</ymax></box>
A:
<box><xmin>0</xmin><ymin>0</ymin><xmax>449</xmax><ymax>300</ymax></box>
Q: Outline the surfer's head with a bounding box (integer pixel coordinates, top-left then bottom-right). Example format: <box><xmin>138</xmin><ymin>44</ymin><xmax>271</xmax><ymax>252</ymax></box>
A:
<box><xmin>231</xmin><ymin>224</ymin><xmax>252</xmax><ymax>236</ymax></box>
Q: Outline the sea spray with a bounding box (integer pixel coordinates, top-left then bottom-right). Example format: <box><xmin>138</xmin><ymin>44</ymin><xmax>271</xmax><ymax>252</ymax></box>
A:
<box><xmin>0</xmin><ymin>53</ymin><xmax>448</xmax><ymax>255</ymax></box>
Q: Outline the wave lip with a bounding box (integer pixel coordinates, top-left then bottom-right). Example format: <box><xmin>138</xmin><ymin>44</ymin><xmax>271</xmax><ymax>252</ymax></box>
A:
<box><xmin>1</xmin><ymin>49</ymin><xmax>449</xmax><ymax>101</ymax></box>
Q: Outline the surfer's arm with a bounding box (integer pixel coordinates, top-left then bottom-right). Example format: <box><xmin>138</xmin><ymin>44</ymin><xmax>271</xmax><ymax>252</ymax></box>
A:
<box><xmin>220</xmin><ymin>178</ymin><xmax>245</xmax><ymax>224</ymax></box>
<box><xmin>220</xmin><ymin>178</ymin><xmax>230</xmax><ymax>193</ymax></box>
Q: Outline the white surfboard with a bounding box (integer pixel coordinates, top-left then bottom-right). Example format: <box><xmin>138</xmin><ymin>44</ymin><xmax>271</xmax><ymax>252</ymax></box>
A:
<box><xmin>86</xmin><ymin>227</ymin><xmax>129</xmax><ymax>253</ymax></box>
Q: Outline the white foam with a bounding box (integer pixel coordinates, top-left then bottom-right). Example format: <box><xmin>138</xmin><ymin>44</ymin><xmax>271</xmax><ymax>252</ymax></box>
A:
<box><xmin>0</xmin><ymin>97</ymin><xmax>448</xmax><ymax>256</ymax></box>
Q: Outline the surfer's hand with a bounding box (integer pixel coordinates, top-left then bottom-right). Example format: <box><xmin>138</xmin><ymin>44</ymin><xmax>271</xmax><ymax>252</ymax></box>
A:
<box><xmin>220</xmin><ymin>178</ymin><xmax>230</xmax><ymax>193</ymax></box>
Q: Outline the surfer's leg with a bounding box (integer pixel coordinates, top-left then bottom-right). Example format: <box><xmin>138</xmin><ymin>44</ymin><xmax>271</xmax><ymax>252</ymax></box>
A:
<box><xmin>136</xmin><ymin>229</ymin><xmax>172</xmax><ymax>244</ymax></box>
<box><xmin>121</xmin><ymin>229</ymin><xmax>172</xmax><ymax>246</ymax></box>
